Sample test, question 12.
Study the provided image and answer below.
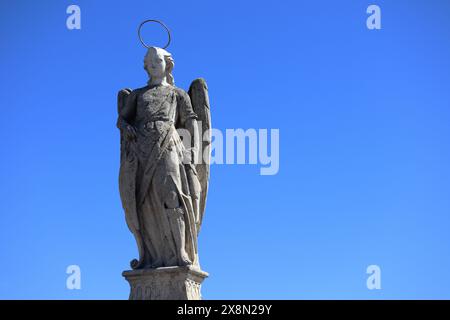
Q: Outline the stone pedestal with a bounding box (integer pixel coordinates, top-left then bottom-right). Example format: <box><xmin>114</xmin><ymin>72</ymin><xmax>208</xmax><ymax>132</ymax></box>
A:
<box><xmin>122</xmin><ymin>266</ymin><xmax>208</xmax><ymax>300</ymax></box>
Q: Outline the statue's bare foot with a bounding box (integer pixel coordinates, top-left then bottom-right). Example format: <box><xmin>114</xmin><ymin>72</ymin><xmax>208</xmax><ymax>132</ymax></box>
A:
<box><xmin>179</xmin><ymin>255</ymin><xmax>192</xmax><ymax>267</ymax></box>
<box><xmin>148</xmin><ymin>259</ymin><xmax>162</xmax><ymax>268</ymax></box>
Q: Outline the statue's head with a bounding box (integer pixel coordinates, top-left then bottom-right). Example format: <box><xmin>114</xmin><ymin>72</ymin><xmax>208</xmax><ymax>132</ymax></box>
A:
<box><xmin>143</xmin><ymin>47</ymin><xmax>175</xmax><ymax>85</ymax></box>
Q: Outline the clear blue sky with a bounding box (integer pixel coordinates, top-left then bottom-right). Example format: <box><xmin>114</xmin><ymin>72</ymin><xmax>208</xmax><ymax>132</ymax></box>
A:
<box><xmin>1</xmin><ymin>0</ymin><xmax>450</xmax><ymax>299</ymax></box>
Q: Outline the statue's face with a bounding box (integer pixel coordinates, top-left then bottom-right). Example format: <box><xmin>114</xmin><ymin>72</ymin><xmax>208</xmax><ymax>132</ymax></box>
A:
<box><xmin>145</xmin><ymin>49</ymin><xmax>166</xmax><ymax>78</ymax></box>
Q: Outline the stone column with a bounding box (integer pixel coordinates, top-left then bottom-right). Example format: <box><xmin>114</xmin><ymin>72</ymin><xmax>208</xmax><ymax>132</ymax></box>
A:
<box><xmin>122</xmin><ymin>266</ymin><xmax>208</xmax><ymax>300</ymax></box>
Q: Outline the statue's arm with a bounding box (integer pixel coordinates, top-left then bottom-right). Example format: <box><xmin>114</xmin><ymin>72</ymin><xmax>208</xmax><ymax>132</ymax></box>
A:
<box><xmin>177</xmin><ymin>89</ymin><xmax>199</xmax><ymax>162</ymax></box>
<box><xmin>118</xmin><ymin>90</ymin><xmax>138</xmax><ymax>139</ymax></box>
<box><xmin>186</xmin><ymin>119</ymin><xmax>200</xmax><ymax>162</ymax></box>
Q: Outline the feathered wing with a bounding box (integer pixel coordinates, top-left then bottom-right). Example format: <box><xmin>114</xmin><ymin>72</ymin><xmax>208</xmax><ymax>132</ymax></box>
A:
<box><xmin>188</xmin><ymin>79</ymin><xmax>211</xmax><ymax>233</ymax></box>
<box><xmin>117</xmin><ymin>88</ymin><xmax>144</xmax><ymax>269</ymax></box>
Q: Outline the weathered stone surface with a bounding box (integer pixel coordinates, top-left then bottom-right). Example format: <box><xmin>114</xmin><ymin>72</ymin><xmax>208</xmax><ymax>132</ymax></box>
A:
<box><xmin>117</xmin><ymin>46</ymin><xmax>211</xmax><ymax>300</ymax></box>
<box><xmin>123</xmin><ymin>266</ymin><xmax>208</xmax><ymax>300</ymax></box>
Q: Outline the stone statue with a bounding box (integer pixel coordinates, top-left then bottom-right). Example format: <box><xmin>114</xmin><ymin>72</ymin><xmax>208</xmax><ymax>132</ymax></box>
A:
<box><xmin>117</xmin><ymin>46</ymin><xmax>211</xmax><ymax>300</ymax></box>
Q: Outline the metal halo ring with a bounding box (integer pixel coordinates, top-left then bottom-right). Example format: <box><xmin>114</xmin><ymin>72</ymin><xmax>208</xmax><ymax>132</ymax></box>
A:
<box><xmin>138</xmin><ymin>19</ymin><xmax>171</xmax><ymax>49</ymax></box>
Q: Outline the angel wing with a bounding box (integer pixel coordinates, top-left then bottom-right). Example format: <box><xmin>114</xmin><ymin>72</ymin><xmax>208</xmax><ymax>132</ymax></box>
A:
<box><xmin>188</xmin><ymin>78</ymin><xmax>211</xmax><ymax>233</ymax></box>
<box><xmin>117</xmin><ymin>88</ymin><xmax>144</xmax><ymax>269</ymax></box>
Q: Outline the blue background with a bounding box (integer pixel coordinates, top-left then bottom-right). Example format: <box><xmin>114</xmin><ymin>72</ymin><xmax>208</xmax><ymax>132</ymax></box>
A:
<box><xmin>1</xmin><ymin>0</ymin><xmax>450</xmax><ymax>299</ymax></box>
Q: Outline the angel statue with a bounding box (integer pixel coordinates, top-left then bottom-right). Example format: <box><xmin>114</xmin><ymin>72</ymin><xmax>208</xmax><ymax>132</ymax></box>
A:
<box><xmin>117</xmin><ymin>43</ymin><xmax>211</xmax><ymax>271</ymax></box>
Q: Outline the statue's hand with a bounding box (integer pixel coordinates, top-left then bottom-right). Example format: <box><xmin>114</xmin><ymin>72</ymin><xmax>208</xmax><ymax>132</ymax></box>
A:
<box><xmin>125</xmin><ymin>125</ymin><xmax>137</xmax><ymax>141</ymax></box>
